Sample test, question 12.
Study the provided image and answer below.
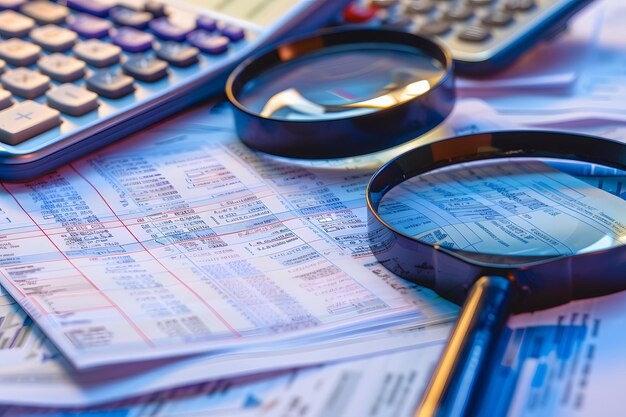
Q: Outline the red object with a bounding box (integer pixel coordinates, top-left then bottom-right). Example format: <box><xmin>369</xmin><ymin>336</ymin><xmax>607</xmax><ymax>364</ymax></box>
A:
<box><xmin>343</xmin><ymin>2</ymin><xmax>377</xmax><ymax>23</ymax></box>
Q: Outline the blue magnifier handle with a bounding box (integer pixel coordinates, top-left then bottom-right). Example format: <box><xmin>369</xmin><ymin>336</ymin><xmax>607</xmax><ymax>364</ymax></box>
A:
<box><xmin>416</xmin><ymin>276</ymin><xmax>516</xmax><ymax>417</ymax></box>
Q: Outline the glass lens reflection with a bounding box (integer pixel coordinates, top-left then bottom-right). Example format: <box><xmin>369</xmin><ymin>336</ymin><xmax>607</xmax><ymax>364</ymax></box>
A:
<box><xmin>378</xmin><ymin>158</ymin><xmax>626</xmax><ymax>258</ymax></box>
<box><xmin>239</xmin><ymin>43</ymin><xmax>444</xmax><ymax>121</ymax></box>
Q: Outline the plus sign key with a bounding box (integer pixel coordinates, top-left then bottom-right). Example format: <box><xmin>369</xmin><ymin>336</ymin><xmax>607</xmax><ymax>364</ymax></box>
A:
<box><xmin>0</xmin><ymin>100</ymin><xmax>61</xmax><ymax>145</ymax></box>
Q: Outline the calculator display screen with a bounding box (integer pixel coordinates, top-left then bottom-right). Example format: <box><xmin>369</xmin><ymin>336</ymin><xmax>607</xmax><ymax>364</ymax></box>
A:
<box><xmin>185</xmin><ymin>0</ymin><xmax>299</xmax><ymax>27</ymax></box>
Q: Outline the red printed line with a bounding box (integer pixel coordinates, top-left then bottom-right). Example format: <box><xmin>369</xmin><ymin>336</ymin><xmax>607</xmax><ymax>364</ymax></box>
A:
<box><xmin>69</xmin><ymin>164</ymin><xmax>241</xmax><ymax>337</ymax></box>
<box><xmin>0</xmin><ymin>182</ymin><xmax>156</xmax><ymax>348</ymax></box>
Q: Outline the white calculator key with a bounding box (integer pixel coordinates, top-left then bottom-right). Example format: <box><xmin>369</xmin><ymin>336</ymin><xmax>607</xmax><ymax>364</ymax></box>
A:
<box><xmin>38</xmin><ymin>53</ymin><xmax>86</xmax><ymax>82</ymax></box>
<box><xmin>73</xmin><ymin>40</ymin><xmax>121</xmax><ymax>68</ymax></box>
<box><xmin>30</xmin><ymin>25</ymin><xmax>78</xmax><ymax>52</ymax></box>
<box><xmin>0</xmin><ymin>38</ymin><xmax>41</xmax><ymax>66</ymax></box>
<box><xmin>0</xmin><ymin>10</ymin><xmax>35</xmax><ymax>38</ymax></box>
<box><xmin>0</xmin><ymin>100</ymin><xmax>61</xmax><ymax>145</ymax></box>
<box><xmin>1</xmin><ymin>68</ymin><xmax>50</xmax><ymax>99</ymax></box>
<box><xmin>47</xmin><ymin>84</ymin><xmax>99</xmax><ymax>116</ymax></box>
<box><xmin>0</xmin><ymin>89</ymin><xmax>12</xmax><ymax>111</ymax></box>
<box><xmin>20</xmin><ymin>1</ymin><xmax>69</xmax><ymax>25</ymax></box>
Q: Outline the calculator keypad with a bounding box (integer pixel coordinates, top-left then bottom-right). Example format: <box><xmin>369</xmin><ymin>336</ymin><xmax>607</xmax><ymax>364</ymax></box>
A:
<box><xmin>349</xmin><ymin>0</ymin><xmax>565</xmax><ymax>65</ymax></box>
<box><xmin>0</xmin><ymin>0</ymin><xmax>253</xmax><ymax>148</ymax></box>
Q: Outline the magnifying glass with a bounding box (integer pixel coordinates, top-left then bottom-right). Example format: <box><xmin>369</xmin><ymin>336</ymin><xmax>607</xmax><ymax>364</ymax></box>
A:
<box><xmin>226</xmin><ymin>28</ymin><xmax>454</xmax><ymax>159</ymax></box>
<box><xmin>367</xmin><ymin>131</ymin><xmax>626</xmax><ymax>417</ymax></box>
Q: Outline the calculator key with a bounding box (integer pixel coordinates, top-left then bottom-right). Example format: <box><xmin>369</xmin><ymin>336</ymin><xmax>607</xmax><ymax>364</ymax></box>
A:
<box><xmin>187</xmin><ymin>30</ymin><xmax>229</xmax><ymax>55</ymax></box>
<box><xmin>0</xmin><ymin>39</ymin><xmax>41</xmax><ymax>66</ymax></box>
<box><xmin>220</xmin><ymin>25</ymin><xmax>245</xmax><ymax>42</ymax></box>
<box><xmin>30</xmin><ymin>25</ymin><xmax>78</xmax><ymax>52</ymax></box>
<box><xmin>0</xmin><ymin>0</ymin><xmax>25</xmax><ymax>10</ymax></box>
<box><xmin>149</xmin><ymin>17</ymin><xmax>194</xmax><ymax>41</ymax></box>
<box><xmin>371</xmin><ymin>0</ymin><xmax>398</xmax><ymax>8</ymax></box>
<box><xmin>144</xmin><ymin>1</ymin><xmax>166</xmax><ymax>18</ymax></box>
<box><xmin>86</xmin><ymin>69</ymin><xmax>135</xmax><ymax>99</ymax></box>
<box><xmin>46</xmin><ymin>84</ymin><xmax>99</xmax><ymax>116</ymax></box>
<box><xmin>482</xmin><ymin>10</ymin><xmax>513</xmax><ymax>26</ymax></box>
<box><xmin>458</xmin><ymin>25</ymin><xmax>491</xmax><ymax>42</ymax></box>
<box><xmin>416</xmin><ymin>20</ymin><xmax>451</xmax><ymax>36</ymax></box>
<box><xmin>1</xmin><ymin>68</ymin><xmax>50</xmax><ymax>99</ymax></box>
<box><xmin>122</xmin><ymin>53</ymin><xmax>168</xmax><ymax>82</ymax></box>
<box><xmin>343</xmin><ymin>3</ymin><xmax>377</xmax><ymax>22</ymax></box>
<box><xmin>0</xmin><ymin>100</ymin><xmax>61</xmax><ymax>145</ymax></box>
<box><xmin>110</xmin><ymin>27</ymin><xmax>154</xmax><ymax>53</ymax></box>
<box><xmin>66</xmin><ymin>0</ymin><xmax>113</xmax><ymax>17</ymax></box>
<box><xmin>110</xmin><ymin>6</ymin><xmax>152</xmax><ymax>29</ymax></box>
<box><xmin>0</xmin><ymin>10</ymin><xmax>34</xmax><ymax>38</ymax></box>
<box><xmin>504</xmin><ymin>0</ymin><xmax>535</xmax><ymax>11</ymax></box>
<box><xmin>0</xmin><ymin>89</ymin><xmax>12</xmax><ymax>110</ymax></box>
<box><xmin>73</xmin><ymin>40</ymin><xmax>121</xmax><ymax>67</ymax></box>
<box><xmin>21</xmin><ymin>2</ymin><xmax>69</xmax><ymax>24</ymax></box>
<box><xmin>154</xmin><ymin>41</ymin><xmax>199</xmax><ymax>67</ymax></box>
<box><xmin>444</xmin><ymin>5</ymin><xmax>473</xmax><ymax>21</ymax></box>
<box><xmin>67</xmin><ymin>14</ymin><xmax>112</xmax><ymax>39</ymax></box>
<box><xmin>382</xmin><ymin>14</ymin><xmax>413</xmax><ymax>30</ymax></box>
<box><xmin>38</xmin><ymin>53</ymin><xmax>86</xmax><ymax>82</ymax></box>
<box><xmin>196</xmin><ymin>16</ymin><xmax>217</xmax><ymax>32</ymax></box>
<box><xmin>405</xmin><ymin>0</ymin><xmax>434</xmax><ymax>14</ymax></box>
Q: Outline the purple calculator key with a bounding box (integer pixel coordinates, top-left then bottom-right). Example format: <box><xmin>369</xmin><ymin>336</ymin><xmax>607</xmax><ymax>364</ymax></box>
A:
<box><xmin>196</xmin><ymin>16</ymin><xmax>217</xmax><ymax>32</ymax></box>
<box><xmin>110</xmin><ymin>6</ymin><xmax>153</xmax><ymax>29</ymax></box>
<box><xmin>220</xmin><ymin>24</ymin><xmax>245</xmax><ymax>42</ymax></box>
<box><xmin>149</xmin><ymin>17</ymin><xmax>194</xmax><ymax>41</ymax></box>
<box><xmin>111</xmin><ymin>27</ymin><xmax>154</xmax><ymax>53</ymax></box>
<box><xmin>67</xmin><ymin>14</ymin><xmax>112</xmax><ymax>39</ymax></box>
<box><xmin>0</xmin><ymin>0</ymin><xmax>25</xmax><ymax>10</ymax></box>
<box><xmin>187</xmin><ymin>30</ymin><xmax>229</xmax><ymax>55</ymax></box>
<box><xmin>67</xmin><ymin>0</ymin><xmax>112</xmax><ymax>17</ymax></box>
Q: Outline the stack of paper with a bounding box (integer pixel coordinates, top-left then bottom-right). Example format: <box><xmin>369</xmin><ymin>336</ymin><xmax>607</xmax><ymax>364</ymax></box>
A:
<box><xmin>1</xmin><ymin>0</ymin><xmax>626</xmax><ymax>415</ymax></box>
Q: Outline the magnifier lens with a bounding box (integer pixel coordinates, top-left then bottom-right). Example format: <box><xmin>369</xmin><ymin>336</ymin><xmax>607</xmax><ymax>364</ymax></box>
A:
<box><xmin>378</xmin><ymin>158</ymin><xmax>626</xmax><ymax>260</ymax></box>
<box><xmin>238</xmin><ymin>44</ymin><xmax>445</xmax><ymax>121</ymax></box>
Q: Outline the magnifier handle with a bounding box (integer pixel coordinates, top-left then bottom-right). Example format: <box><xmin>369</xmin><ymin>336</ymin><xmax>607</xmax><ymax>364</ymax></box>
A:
<box><xmin>416</xmin><ymin>276</ymin><xmax>516</xmax><ymax>417</ymax></box>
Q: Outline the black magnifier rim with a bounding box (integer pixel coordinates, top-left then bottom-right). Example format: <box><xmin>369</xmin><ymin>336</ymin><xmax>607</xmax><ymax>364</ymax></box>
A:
<box><xmin>226</xmin><ymin>28</ymin><xmax>455</xmax><ymax>159</ymax></box>
<box><xmin>367</xmin><ymin>130</ymin><xmax>626</xmax><ymax>269</ymax></box>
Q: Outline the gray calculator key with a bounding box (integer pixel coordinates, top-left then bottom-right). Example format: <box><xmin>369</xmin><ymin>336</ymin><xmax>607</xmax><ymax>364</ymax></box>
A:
<box><xmin>0</xmin><ymin>10</ymin><xmax>34</xmax><ymax>38</ymax></box>
<box><xmin>458</xmin><ymin>25</ymin><xmax>491</xmax><ymax>42</ymax></box>
<box><xmin>371</xmin><ymin>0</ymin><xmax>398</xmax><ymax>7</ymax></box>
<box><xmin>1</xmin><ymin>68</ymin><xmax>50</xmax><ymax>99</ymax></box>
<box><xmin>30</xmin><ymin>25</ymin><xmax>78</xmax><ymax>52</ymax></box>
<box><xmin>38</xmin><ymin>53</ymin><xmax>86</xmax><ymax>82</ymax></box>
<box><xmin>122</xmin><ymin>54</ymin><xmax>168</xmax><ymax>82</ymax></box>
<box><xmin>0</xmin><ymin>39</ymin><xmax>41</xmax><ymax>66</ymax></box>
<box><xmin>154</xmin><ymin>41</ymin><xmax>199</xmax><ymax>67</ymax></box>
<box><xmin>0</xmin><ymin>89</ymin><xmax>12</xmax><ymax>111</ymax></box>
<box><xmin>417</xmin><ymin>20</ymin><xmax>451</xmax><ymax>36</ymax></box>
<box><xmin>47</xmin><ymin>84</ymin><xmax>99</xmax><ymax>116</ymax></box>
<box><xmin>482</xmin><ymin>10</ymin><xmax>513</xmax><ymax>26</ymax></box>
<box><xmin>504</xmin><ymin>0</ymin><xmax>535</xmax><ymax>11</ymax></box>
<box><xmin>20</xmin><ymin>1</ymin><xmax>69</xmax><ymax>24</ymax></box>
<box><xmin>74</xmin><ymin>40</ymin><xmax>122</xmax><ymax>68</ymax></box>
<box><xmin>86</xmin><ymin>69</ymin><xmax>135</xmax><ymax>99</ymax></box>
<box><xmin>0</xmin><ymin>100</ymin><xmax>61</xmax><ymax>145</ymax></box>
<box><xmin>444</xmin><ymin>5</ymin><xmax>473</xmax><ymax>21</ymax></box>
<box><xmin>405</xmin><ymin>0</ymin><xmax>434</xmax><ymax>14</ymax></box>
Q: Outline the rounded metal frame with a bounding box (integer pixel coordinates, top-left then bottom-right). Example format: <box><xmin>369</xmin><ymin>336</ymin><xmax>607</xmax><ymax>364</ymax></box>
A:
<box><xmin>226</xmin><ymin>28</ymin><xmax>455</xmax><ymax>159</ymax></box>
<box><xmin>366</xmin><ymin>131</ymin><xmax>626</xmax><ymax>310</ymax></box>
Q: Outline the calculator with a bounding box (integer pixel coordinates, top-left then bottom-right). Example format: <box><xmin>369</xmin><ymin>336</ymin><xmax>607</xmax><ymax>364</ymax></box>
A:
<box><xmin>0</xmin><ymin>0</ymin><xmax>350</xmax><ymax>181</ymax></box>
<box><xmin>342</xmin><ymin>0</ymin><xmax>594</xmax><ymax>74</ymax></box>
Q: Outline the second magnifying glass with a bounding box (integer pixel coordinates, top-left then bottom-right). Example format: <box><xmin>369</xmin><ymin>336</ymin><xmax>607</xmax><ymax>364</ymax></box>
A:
<box><xmin>226</xmin><ymin>28</ymin><xmax>455</xmax><ymax>159</ymax></box>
